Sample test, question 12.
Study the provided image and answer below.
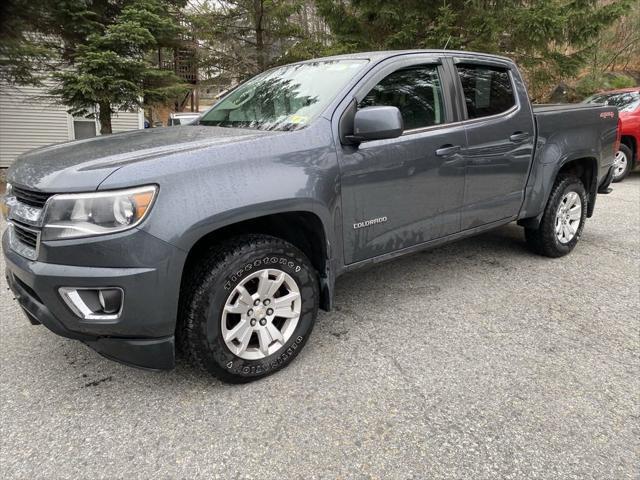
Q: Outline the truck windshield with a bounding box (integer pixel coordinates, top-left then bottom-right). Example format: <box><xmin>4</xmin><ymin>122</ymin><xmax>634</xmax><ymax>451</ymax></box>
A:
<box><xmin>585</xmin><ymin>91</ymin><xmax>640</xmax><ymax>112</ymax></box>
<box><xmin>199</xmin><ymin>60</ymin><xmax>367</xmax><ymax>131</ymax></box>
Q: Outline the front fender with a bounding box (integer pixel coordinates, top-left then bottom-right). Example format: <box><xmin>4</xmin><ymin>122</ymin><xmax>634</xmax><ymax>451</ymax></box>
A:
<box><xmin>165</xmin><ymin>198</ymin><xmax>336</xmax><ymax>254</ymax></box>
<box><xmin>97</xmin><ymin>121</ymin><xmax>340</xmax><ymax>251</ymax></box>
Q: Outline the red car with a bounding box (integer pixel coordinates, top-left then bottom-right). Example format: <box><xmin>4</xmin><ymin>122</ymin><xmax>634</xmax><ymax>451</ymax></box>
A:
<box><xmin>585</xmin><ymin>88</ymin><xmax>640</xmax><ymax>182</ymax></box>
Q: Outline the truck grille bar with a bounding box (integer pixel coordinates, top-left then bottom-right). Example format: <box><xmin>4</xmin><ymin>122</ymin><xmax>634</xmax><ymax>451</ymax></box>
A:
<box><xmin>12</xmin><ymin>186</ymin><xmax>53</xmax><ymax>208</ymax></box>
<box><xmin>12</xmin><ymin>222</ymin><xmax>39</xmax><ymax>249</ymax></box>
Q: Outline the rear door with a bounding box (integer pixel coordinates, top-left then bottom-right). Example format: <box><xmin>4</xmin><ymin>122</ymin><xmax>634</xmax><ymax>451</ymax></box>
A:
<box><xmin>450</xmin><ymin>59</ymin><xmax>535</xmax><ymax>229</ymax></box>
<box><xmin>336</xmin><ymin>55</ymin><xmax>468</xmax><ymax>264</ymax></box>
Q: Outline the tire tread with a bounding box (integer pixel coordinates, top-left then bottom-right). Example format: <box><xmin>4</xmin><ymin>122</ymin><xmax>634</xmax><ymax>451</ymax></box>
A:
<box><xmin>177</xmin><ymin>234</ymin><xmax>317</xmax><ymax>382</ymax></box>
<box><xmin>525</xmin><ymin>174</ymin><xmax>587</xmax><ymax>258</ymax></box>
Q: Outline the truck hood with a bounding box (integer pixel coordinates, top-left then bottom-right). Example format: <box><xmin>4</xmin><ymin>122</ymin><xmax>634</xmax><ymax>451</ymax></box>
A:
<box><xmin>7</xmin><ymin>126</ymin><xmax>272</xmax><ymax>192</ymax></box>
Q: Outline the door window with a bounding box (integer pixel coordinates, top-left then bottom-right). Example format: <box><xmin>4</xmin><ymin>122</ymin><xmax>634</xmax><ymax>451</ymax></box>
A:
<box><xmin>359</xmin><ymin>66</ymin><xmax>445</xmax><ymax>130</ymax></box>
<box><xmin>456</xmin><ymin>65</ymin><xmax>515</xmax><ymax>119</ymax></box>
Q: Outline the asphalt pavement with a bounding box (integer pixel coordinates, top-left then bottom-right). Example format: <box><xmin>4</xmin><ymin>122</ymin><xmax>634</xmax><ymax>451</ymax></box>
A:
<box><xmin>1</xmin><ymin>173</ymin><xmax>638</xmax><ymax>479</ymax></box>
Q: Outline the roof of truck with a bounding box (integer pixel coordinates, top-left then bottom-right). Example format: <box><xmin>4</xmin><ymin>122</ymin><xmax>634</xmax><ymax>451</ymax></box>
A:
<box><xmin>298</xmin><ymin>49</ymin><xmax>514</xmax><ymax>64</ymax></box>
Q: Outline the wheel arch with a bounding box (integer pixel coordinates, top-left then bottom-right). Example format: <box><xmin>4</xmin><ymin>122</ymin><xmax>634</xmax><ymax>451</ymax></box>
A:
<box><xmin>518</xmin><ymin>154</ymin><xmax>598</xmax><ymax>229</ymax></box>
<box><xmin>555</xmin><ymin>156</ymin><xmax>598</xmax><ymax>216</ymax></box>
<box><xmin>621</xmin><ymin>135</ymin><xmax>637</xmax><ymax>165</ymax></box>
<box><xmin>179</xmin><ymin>210</ymin><xmax>333</xmax><ymax>315</ymax></box>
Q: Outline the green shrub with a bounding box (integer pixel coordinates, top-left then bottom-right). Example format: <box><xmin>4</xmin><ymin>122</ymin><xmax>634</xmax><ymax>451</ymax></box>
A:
<box><xmin>609</xmin><ymin>75</ymin><xmax>636</xmax><ymax>89</ymax></box>
<box><xmin>576</xmin><ymin>73</ymin><xmax>637</xmax><ymax>99</ymax></box>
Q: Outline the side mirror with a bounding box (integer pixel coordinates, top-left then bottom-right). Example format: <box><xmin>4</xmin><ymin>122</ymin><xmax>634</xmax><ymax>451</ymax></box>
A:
<box><xmin>346</xmin><ymin>106</ymin><xmax>404</xmax><ymax>143</ymax></box>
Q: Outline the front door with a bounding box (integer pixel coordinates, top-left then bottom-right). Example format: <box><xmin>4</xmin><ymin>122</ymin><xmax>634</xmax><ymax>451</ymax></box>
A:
<box><xmin>337</xmin><ymin>60</ymin><xmax>467</xmax><ymax>264</ymax></box>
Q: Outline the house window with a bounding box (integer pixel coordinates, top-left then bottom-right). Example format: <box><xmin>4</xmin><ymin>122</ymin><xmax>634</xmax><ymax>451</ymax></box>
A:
<box><xmin>73</xmin><ymin>119</ymin><xmax>97</xmax><ymax>140</ymax></box>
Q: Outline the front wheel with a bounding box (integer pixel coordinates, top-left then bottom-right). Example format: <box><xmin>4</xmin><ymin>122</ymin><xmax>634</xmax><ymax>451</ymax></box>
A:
<box><xmin>612</xmin><ymin>144</ymin><xmax>633</xmax><ymax>182</ymax></box>
<box><xmin>178</xmin><ymin>234</ymin><xmax>319</xmax><ymax>383</ymax></box>
<box><xmin>525</xmin><ymin>175</ymin><xmax>587</xmax><ymax>258</ymax></box>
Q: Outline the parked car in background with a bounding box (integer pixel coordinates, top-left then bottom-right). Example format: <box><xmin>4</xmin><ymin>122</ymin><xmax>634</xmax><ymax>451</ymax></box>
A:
<box><xmin>169</xmin><ymin>112</ymin><xmax>201</xmax><ymax>126</ymax></box>
<box><xmin>584</xmin><ymin>88</ymin><xmax>640</xmax><ymax>182</ymax></box>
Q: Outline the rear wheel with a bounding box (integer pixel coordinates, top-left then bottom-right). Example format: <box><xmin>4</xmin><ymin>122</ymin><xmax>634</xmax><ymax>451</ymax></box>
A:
<box><xmin>179</xmin><ymin>234</ymin><xmax>319</xmax><ymax>383</ymax></box>
<box><xmin>612</xmin><ymin>144</ymin><xmax>632</xmax><ymax>182</ymax></box>
<box><xmin>525</xmin><ymin>175</ymin><xmax>587</xmax><ymax>258</ymax></box>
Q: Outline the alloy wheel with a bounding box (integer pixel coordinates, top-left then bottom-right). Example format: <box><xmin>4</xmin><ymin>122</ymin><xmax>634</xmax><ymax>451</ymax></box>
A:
<box><xmin>613</xmin><ymin>150</ymin><xmax>628</xmax><ymax>180</ymax></box>
<box><xmin>221</xmin><ymin>269</ymin><xmax>301</xmax><ymax>360</ymax></box>
<box><xmin>555</xmin><ymin>191</ymin><xmax>582</xmax><ymax>244</ymax></box>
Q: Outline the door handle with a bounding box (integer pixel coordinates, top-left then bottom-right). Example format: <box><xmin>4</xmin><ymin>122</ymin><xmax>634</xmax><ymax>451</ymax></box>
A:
<box><xmin>509</xmin><ymin>132</ymin><xmax>530</xmax><ymax>143</ymax></box>
<box><xmin>435</xmin><ymin>145</ymin><xmax>461</xmax><ymax>157</ymax></box>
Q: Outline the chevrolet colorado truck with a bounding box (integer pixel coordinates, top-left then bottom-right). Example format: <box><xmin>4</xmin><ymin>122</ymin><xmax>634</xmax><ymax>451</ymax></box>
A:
<box><xmin>3</xmin><ymin>50</ymin><xmax>619</xmax><ymax>383</ymax></box>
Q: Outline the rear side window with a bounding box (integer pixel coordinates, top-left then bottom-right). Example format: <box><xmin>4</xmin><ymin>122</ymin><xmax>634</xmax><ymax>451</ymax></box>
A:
<box><xmin>456</xmin><ymin>65</ymin><xmax>515</xmax><ymax>119</ymax></box>
<box><xmin>359</xmin><ymin>65</ymin><xmax>445</xmax><ymax>130</ymax></box>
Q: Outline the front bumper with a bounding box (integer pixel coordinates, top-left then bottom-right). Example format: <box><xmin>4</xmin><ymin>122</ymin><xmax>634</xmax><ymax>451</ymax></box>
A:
<box><xmin>3</xmin><ymin>229</ymin><xmax>185</xmax><ymax>370</ymax></box>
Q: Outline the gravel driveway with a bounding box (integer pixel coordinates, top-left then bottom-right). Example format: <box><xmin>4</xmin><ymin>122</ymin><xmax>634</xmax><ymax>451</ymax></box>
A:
<box><xmin>1</xmin><ymin>173</ymin><xmax>638</xmax><ymax>479</ymax></box>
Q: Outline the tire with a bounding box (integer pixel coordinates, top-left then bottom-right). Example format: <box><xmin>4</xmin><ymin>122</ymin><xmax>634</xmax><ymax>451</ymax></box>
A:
<box><xmin>178</xmin><ymin>234</ymin><xmax>319</xmax><ymax>383</ymax></box>
<box><xmin>525</xmin><ymin>175</ymin><xmax>588</xmax><ymax>258</ymax></box>
<box><xmin>612</xmin><ymin>144</ymin><xmax>632</xmax><ymax>183</ymax></box>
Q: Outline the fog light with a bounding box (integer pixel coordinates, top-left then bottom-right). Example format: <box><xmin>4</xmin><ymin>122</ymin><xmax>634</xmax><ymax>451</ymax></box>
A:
<box><xmin>59</xmin><ymin>287</ymin><xmax>123</xmax><ymax>320</ymax></box>
<box><xmin>98</xmin><ymin>289</ymin><xmax>122</xmax><ymax>314</ymax></box>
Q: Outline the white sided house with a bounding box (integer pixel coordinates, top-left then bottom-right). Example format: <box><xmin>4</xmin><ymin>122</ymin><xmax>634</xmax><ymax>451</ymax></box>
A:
<box><xmin>0</xmin><ymin>82</ymin><xmax>144</xmax><ymax>168</ymax></box>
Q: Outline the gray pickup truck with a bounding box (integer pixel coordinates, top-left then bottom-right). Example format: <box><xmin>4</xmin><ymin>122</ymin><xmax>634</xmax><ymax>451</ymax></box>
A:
<box><xmin>3</xmin><ymin>50</ymin><xmax>619</xmax><ymax>382</ymax></box>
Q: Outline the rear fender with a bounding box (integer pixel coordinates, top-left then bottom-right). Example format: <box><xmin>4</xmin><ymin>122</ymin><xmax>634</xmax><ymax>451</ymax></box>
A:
<box><xmin>518</xmin><ymin>152</ymin><xmax>598</xmax><ymax>229</ymax></box>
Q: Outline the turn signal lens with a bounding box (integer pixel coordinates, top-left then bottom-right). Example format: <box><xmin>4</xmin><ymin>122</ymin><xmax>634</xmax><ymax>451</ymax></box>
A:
<box><xmin>132</xmin><ymin>191</ymin><xmax>155</xmax><ymax>219</ymax></box>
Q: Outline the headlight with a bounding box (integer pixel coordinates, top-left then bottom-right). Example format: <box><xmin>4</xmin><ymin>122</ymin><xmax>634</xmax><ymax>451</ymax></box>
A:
<box><xmin>42</xmin><ymin>185</ymin><xmax>157</xmax><ymax>240</ymax></box>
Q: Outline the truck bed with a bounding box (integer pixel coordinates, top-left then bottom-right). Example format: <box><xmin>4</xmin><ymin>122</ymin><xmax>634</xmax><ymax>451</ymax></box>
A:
<box><xmin>523</xmin><ymin>101</ymin><xmax>618</xmax><ymax>220</ymax></box>
<box><xmin>533</xmin><ymin>103</ymin><xmax>616</xmax><ymax>139</ymax></box>
<box><xmin>532</xmin><ymin>103</ymin><xmax>615</xmax><ymax>146</ymax></box>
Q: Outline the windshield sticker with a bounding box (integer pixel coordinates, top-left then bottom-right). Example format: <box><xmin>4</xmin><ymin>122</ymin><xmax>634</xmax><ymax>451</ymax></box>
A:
<box><xmin>288</xmin><ymin>115</ymin><xmax>309</xmax><ymax>124</ymax></box>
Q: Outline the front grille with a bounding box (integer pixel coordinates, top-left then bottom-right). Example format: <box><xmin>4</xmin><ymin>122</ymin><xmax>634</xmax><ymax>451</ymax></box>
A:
<box><xmin>12</xmin><ymin>185</ymin><xmax>53</xmax><ymax>208</ymax></box>
<box><xmin>12</xmin><ymin>222</ymin><xmax>39</xmax><ymax>249</ymax></box>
